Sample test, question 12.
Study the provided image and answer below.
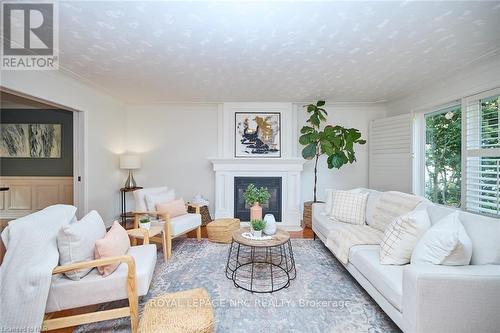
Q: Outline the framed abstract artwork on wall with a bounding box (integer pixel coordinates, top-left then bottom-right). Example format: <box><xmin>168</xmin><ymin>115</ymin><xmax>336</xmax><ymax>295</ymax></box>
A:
<box><xmin>235</xmin><ymin>112</ymin><xmax>281</xmax><ymax>158</ymax></box>
<box><xmin>0</xmin><ymin>123</ymin><xmax>62</xmax><ymax>158</ymax></box>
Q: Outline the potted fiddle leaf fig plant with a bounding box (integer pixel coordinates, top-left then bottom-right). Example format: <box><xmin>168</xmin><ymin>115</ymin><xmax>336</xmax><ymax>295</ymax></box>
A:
<box><xmin>243</xmin><ymin>184</ymin><xmax>271</xmax><ymax>221</ymax></box>
<box><xmin>299</xmin><ymin>100</ymin><xmax>366</xmax><ymax>226</ymax></box>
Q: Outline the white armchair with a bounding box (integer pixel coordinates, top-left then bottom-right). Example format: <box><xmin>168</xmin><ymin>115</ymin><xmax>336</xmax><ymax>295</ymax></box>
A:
<box><xmin>43</xmin><ymin>229</ymin><xmax>156</xmax><ymax>333</ymax></box>
<box><xmin>130</xmin><ymin>187</ymin><xmax>202</xmax><ymax>261</ymax></box>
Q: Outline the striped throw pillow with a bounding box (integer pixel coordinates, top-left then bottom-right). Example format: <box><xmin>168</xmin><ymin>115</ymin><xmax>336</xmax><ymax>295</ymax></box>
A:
<box><xmin>380</xmin><ymin>210</ymin><xmax>431</xmax><ymax>265</ymax></box>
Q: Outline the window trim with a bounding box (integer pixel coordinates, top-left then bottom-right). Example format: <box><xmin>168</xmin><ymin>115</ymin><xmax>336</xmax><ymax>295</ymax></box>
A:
<box><xmin>411</xmin><ymin>87</ymin><xmax>500</xmax><ymax>217</ymax></box>
<box><xmin>412</xmin><ymin>101</ymin><xmax>461</xmax><ymax>198</ymax></box>
<box><xmin>462</xmin><ymin>87</ymin><xmax>500</xmax><ymax>215</ymax></box>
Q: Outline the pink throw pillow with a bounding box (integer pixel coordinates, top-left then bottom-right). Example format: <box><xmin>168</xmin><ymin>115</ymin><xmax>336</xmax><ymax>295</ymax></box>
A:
<box><xmin>95</xmin><ymin>221</ymin><xmax>131</xmax><ymax>277</ymax></box>
<box><xmin>156</xmin><ymin>199</ymin><xmax>187</xmax><ymax>218</ymax></box>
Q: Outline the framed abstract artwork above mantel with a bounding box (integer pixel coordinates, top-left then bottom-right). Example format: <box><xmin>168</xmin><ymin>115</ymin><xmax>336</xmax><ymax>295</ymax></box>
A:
<box><xmin>0</xmin><ymin>123</ymin><xmax>62</xmax><ymax>158</ymax></box>
<box><xmin>235</xmin><ymin>112</ymin><xmax>281</xmax><ymax>158</ymax></box>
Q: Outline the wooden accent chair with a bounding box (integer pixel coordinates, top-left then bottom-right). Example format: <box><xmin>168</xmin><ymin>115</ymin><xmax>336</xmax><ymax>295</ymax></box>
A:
<box><xmin>42</xmin><ymin>229</ymin><xmax>155</xmax><ymax>333</ymax></box>
<box><xmin>130</xmin><ymin>203</ymin><xmax>201</xmax><ymax>261</ymax></box>
<box><xmin>130</xmin><ymin>187</ymin><xmax>202</xmax><ymax>261</ymax></box>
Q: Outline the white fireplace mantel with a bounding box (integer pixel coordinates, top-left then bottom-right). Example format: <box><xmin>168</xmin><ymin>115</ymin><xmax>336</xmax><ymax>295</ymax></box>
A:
<box><xmin>210</xmin><ymin>103</ymin><xmax>305</xmax><ymax>230</ymax></box>
<box><xmin>210</xmin><ymin>158</ymin><xmax>306</xmax><ymax>230</ymax></box>
<box><xmin>211</xmin><ymin>158</ymin><xmax>305</xmax><ymax>171</ymax></box>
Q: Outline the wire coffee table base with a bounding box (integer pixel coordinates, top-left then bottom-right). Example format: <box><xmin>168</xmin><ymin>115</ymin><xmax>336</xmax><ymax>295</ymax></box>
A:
<box><xmin>225</xmin><ymin>239</ymin><xmax>296</xmax><ymax>293</ymax></box>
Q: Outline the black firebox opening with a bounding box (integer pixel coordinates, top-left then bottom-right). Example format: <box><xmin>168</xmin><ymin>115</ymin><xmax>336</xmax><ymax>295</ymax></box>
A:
<box><xmin>234</xmin><ymin>176</ymin><xmax>282</xmax><ymax>222</ymax></box>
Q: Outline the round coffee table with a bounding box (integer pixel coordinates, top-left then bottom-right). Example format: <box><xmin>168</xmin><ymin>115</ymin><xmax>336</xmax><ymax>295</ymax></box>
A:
<box><xmin>225</xmin><ymin>228</ymin><xmax>296</xmax><ymax>293</ymax></box>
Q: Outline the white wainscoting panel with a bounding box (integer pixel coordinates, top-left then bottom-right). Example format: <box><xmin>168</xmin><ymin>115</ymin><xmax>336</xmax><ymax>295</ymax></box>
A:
<box><xmin>8</xmin><ymin>185</ymin><xmax>32</xmax><ymax>210</ymax></box>
<box><xmin>0</xmin><ymin>177</ymin><xmax>73</xmax><ymax>219</ymax></box>
<box><xmin>369</xmin><ymin>113</ymin><xmax>413</xmax><ymax>193</ymax></box>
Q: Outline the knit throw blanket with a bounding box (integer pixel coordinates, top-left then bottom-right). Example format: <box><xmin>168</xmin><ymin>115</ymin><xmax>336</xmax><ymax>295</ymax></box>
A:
<box><xmin>0</xmin><ymin>205</ymin><xmax>77</xmax><ymax>332</ymax></box>
<box><xmin>370</xmin><ymin>191</ymin><xmax>425</xmax><ymax>233</ymax></box>
<box><xmin>326</xmin><ymin>224</ymin><xmax>385</xmax><ymax>264</ymax></box>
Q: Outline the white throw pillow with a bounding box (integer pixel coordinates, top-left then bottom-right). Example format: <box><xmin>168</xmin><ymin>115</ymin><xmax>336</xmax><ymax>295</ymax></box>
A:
<box><xmin>145</xmin><ymin>189</ymin><xmax>175</xmax><ymax>211</ymax></box>
<box><xmin>330</xmin><ymin>190</ymin><xmax>368</xmax><ymax>224</ymax></box>
<box><xmin>323</xmin><ymin>189</ymin><xmax>335</xmax><ymax>216</ymax></box>
<box><xmin>323</xmin><ymin>188</ymin><xmax>364</xmax><ymax>216</ymax></box>
<box><xmin>57</xmin><ymin>210</ymin><xmax>106</xmax><ymax>280</ymax></box>
<box><xmin>411</xmin><ymin>212</ymin><xmax>473</xmax><ymax>265</ymax></box>
<box><xmin>133</xmin><ymin>186</ymin><xmax>168</xmax><ymax>211</ymax></box>
<box><xmin>380</xmin><ymin>210</ymin><xmax>431</xmax><ymax>265</ymax></box>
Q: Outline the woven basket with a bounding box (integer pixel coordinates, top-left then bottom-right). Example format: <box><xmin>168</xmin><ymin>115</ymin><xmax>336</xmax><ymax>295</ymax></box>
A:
<box><xmin>303</xmin><ymin>201</ymin><xmax>324</xmax><ymax>228</ymax></box>
<box><xmin>206</xmin><ymin>218</ymin><xmax>240</xmax><ymax>243</ymax></box>
<box><xmin>303</xmin><ymin>201</ymin><xmax>314</xmax><ymax>228</ymax></box>
<box><xmin>138</xmin><ymin>288</ymin><xmax>214</xmax><ymax>333</ymax></box>
<box><xmin>188</xmin><ymin>205</ymin><xmax>212</xmax><ymax>226</ymax></box>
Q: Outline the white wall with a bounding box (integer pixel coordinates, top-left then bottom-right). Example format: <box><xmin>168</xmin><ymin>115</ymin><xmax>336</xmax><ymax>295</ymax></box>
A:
<box><xmin>0</xmin><ymin>70</ymin><xmax>126</xmax><ymax>224</ymax></box>
<box><xmin>125</xmin><ymin>103</ymin><xmax>219</xmax><ymax>212</ymax></box>
<box><xmin>386</xmin><ymin>56</ymin><xmax>500</xmax><ymax>115</ymax></box>
<box><xmin>4</xmin><ymin>55</ymin><xmax>496</xmax><ymax>224</ymax></box>
<box><xmin>124</xmin><ymin>102</ymin><xmax>386</xmax><ymax>211</ymax></box>
<box><xmin>296</xmin><ymin>103</ymin><xmax>387</xmax><ymax>202</ymax></box>
<box><xmin>0</xmin><ymin>67</ymin><xmax>385</xmax><ymax>223</ymax></box>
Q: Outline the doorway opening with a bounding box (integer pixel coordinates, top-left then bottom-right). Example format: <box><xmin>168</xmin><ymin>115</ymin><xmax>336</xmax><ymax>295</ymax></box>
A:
<box><xmin>0</xmin><ymin>90</ymin><xmax>86</xmax><ymax>225</ymax></box>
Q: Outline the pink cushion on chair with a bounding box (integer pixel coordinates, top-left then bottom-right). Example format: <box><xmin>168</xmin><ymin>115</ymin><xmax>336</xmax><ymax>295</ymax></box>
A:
<box><xmin>95</xmin><ymin>221</ymin><xmax>131</xmax><ymax>277</ymax></box>
<box><xmin>156</xmin><ymin>199</ymin><xmax>188</xmax><ymax>218</ymax></box>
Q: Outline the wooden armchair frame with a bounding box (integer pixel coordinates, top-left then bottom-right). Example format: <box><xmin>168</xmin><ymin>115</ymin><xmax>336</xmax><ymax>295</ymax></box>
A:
<box><xmin>132</xmin><ymin>204</ymin><xmax>201</xmax><ymax>261</ymax></box>
<box><xmin>42</xmin><ymin>229</ymin><xmax>149</xmax><ymax>333</ymax></box>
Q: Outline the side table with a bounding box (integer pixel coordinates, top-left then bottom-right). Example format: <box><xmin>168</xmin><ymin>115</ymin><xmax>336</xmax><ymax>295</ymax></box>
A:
<box><xmin>225</xmin><ymin>228</ymin><xmax>296</xmax><ymax>293</ymax></box>
<box><xmin>187</xmin><ymin>204</ymin><xmax>212</xmax><ymax>225</ymax></box>
<box><xmin>120</xmin><ymin>187</ymin><xmax>143</xmax><ymax>227</ymax></box>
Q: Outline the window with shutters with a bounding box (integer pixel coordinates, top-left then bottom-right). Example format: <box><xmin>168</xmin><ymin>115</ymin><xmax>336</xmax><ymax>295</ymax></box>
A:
<box><xmin>464</xmin><ymin>90</ymin><xmax>500</xmax><ymax>216</ymax></box>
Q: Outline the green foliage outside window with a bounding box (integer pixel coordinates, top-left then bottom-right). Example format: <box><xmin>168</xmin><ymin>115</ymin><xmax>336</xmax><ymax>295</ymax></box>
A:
<box><xmin>425</xmin><ymin>95</ymin><xmax>499</xmax><ymax>212</ymax></box>
<box><xmin>425</xmin><ymin>106</ymin><xmax>462</xmax><ymax>207</ymax></box>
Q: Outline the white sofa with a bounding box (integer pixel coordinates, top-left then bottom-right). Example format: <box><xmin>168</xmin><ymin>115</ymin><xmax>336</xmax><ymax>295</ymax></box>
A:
<box><xmin>312</xmin><ymin>188</ymin><xmax>500</xmax><ymax>333</ymax></box>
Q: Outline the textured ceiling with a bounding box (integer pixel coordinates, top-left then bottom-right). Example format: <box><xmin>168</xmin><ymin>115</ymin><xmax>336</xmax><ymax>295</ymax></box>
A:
<box><xmin>56</xmin><ymin>1</ymin><xmax>500</xmax><ymax>103</ymax></box>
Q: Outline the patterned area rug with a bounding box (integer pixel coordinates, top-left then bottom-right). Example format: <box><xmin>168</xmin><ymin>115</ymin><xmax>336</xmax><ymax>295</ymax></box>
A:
<box><xmin>76</xmin><ymin>239</ymin><xmax>400</xmax><ymax>333</ymax></box>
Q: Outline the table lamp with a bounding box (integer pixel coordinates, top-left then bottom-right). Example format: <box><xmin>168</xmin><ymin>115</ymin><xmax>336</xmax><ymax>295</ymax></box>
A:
<box><xmin>120</xmin><ymin>154</ymin><xmax>141</xmax><ymax>189</ymax></box>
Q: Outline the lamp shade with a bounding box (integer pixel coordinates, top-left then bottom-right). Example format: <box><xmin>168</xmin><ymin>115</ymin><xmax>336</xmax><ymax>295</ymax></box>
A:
<box><xmin>119</xmin><ymin>154</ymin><xmax>141</xmax><ymax>170</ymax></box>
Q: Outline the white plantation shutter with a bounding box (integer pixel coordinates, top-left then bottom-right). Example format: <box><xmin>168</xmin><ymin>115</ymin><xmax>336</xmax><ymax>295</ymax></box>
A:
<box><xmin>464</xmin><ymin>88</ymin><xmax>500</xmax><ymax>216</ymax></box>
<box><xmin>369</xmin><ymin>113</ymin><xmax>413</xmax><ymax>193</ymax></box>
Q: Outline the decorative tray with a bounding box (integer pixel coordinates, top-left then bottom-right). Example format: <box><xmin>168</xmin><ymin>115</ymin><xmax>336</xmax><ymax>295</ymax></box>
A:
<box><xmin>241</xmin><ymin>232</ymin><xmax>273</xmax><ymax>241</ymax></box>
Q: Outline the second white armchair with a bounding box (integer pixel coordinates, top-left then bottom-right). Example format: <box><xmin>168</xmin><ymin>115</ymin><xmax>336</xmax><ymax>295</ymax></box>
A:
<box><xmin>130</xmin><ymin>187</ymin><xmax>202</xmax><ymax>261</ymax></box>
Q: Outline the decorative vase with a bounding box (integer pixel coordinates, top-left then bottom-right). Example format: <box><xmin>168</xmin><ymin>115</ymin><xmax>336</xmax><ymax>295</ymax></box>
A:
<box><xmin>263</xmin><ymin>214</ymin><xmax>277</xmax><ymax>235</ymax></box>
<box><xmin>250</xmin><ymin>203</ymin><xmax>262</xmax><ymax>220</ymax></box>
<box><xmin>140</xmin><ymin>222</ymin><xmax>151</xmax><ymax>230</ymax></box>
<box><xmin>251</xmin><ymin>229</ymin><xmax>262</xmax><ymax>238</ymax></box>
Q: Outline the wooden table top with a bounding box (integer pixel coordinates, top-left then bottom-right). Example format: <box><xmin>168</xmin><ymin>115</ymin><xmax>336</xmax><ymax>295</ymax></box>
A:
<box><xmin>120</xmin><ymin>186</ymin><xmax>143</xmax><ymax>192</ymax></box>
<box><xmin>232</xmin><ymin>227</ymin><xmax>290</xmax><ymax>247</ymax></box>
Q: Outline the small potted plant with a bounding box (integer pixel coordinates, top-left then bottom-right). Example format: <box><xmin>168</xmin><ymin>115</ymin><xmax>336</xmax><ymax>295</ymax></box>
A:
<box><xmin>243</xmin><ymin>184</ymin><xmax>271</xmax><ymax>220</ymax></box>
<box><xmin>250</xmin><ymin>219</ymin><xmax>266</xmax><ymax>238</ymax></box>
<box><xmin>139</xmin><ymin>216</ymin><xmax>151</xmax><ymax>230</ymax></box>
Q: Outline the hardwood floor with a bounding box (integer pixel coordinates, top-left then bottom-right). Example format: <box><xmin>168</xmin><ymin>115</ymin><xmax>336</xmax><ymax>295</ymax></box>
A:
<box><xmin>47</xmin><ymin>225</ymin><xmax>314</xmax><ymax>332</ymax></box>
<box><xmin>289</xmin><ymin>226</ymin><xmax>314</xmax><ymax>239</ymax></box>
